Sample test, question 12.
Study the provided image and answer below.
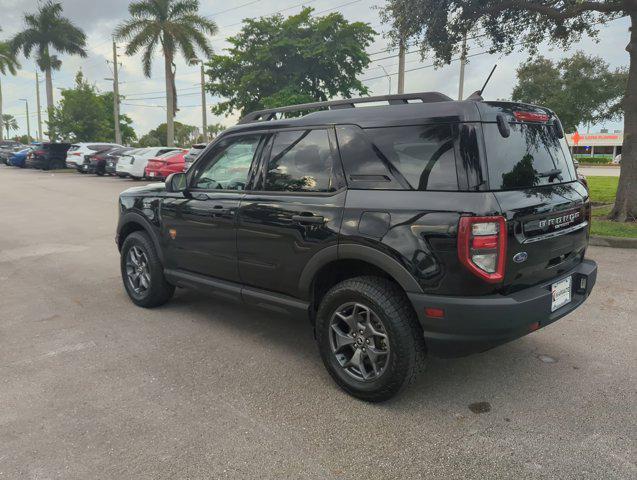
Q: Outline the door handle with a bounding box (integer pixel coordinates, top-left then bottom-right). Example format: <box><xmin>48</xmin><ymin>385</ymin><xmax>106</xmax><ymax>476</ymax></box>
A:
<box><xmin>292</xmin><ymin>214</ymin><xmax>325</xmax><ymax>224</ymax></box>
<box><xmin>211</xmin><ymin>204</ymin><xmax>230</xmax><ymax>215</ymax></box>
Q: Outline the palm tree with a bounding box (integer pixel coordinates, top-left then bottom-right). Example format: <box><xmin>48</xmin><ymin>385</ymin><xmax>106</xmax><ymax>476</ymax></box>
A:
<box><xmin>11</xmin><ymin>1</ymin><xmax>86</xmax><ymax>140</ymax></box>
<box><xmin>0</xmin><ymin>30</ymin><xmax>20</xmax><ymax>142</ymax></box>
<box><xmin>2</xmin><ymin>114</ymin><xmax>18</xmax><ymax>139</ymax></box>
<box><xmin>115</xmin><ymin>0</ymin><xmax>217</xmax><ymax>146</ymax></box>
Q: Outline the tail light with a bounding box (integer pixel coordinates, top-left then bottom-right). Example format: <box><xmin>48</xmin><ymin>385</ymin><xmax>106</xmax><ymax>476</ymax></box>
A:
<box><xmin>458</xmin><ymin>216</ymin><xmax>507</xmax><ymax>283</ymax></box>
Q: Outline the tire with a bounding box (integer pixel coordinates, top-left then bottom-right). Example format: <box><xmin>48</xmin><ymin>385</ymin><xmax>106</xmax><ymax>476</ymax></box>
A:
<box><xmin>316</xmin><ymin>276</ymin><xmax>426</xmax><ymax>402</ymax></box>
<box><xmin>120</xmin><ymin>231</ymin><xmax>175</xmax><ymax>308</ymax></box>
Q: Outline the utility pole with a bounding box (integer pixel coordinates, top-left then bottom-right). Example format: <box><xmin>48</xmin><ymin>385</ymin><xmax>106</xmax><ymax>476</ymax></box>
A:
<box><xmin>19</xmin><ymin>98</ymin><xmax>30</xmax><ymax>142</ymax></box>
<box><xmin>397</xmin><ymin>38</ymin><xmax>406</xmax><ymax>94</ymax></box>
<box><xmin>199</xmin><ymin>62</ymin><xmax>207</xmax><ymax>142</ymax></box>
<box><xmin>190</xmin><ymin>58</ymin><xmax>207</xmax><ymax>143</ymax></box>
<box><xmin>35</xmin><ymin>71</ymin><xmax>43</xmax><ymax>141</ymax></box>
<box><xmin>458</xmin><ymin>32</ymin><xmax>468</xmax><ymax>100</ymax></box>
<box><xmin>111</xmin><ymin>40</ymin><xmax>122</xmax><ymax>145</ymax></box>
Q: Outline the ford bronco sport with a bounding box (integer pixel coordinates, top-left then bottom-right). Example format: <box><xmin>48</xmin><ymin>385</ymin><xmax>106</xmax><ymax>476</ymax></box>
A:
<box><xmin>116</xmin><ymin>92</ymin><xmax>597</xmax><ymax>401</ymax></box>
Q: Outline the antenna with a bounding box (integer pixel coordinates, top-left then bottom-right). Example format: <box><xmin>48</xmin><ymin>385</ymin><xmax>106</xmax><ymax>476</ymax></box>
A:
<box><xmin>466</xmin><ymin>64</ymin><xmax>498</xmax><ymax>101</ymax></box>
<box><xmin>479</xmin><ymin>64</ymin><xmax>498</xmax><ymax>96</ymax></box>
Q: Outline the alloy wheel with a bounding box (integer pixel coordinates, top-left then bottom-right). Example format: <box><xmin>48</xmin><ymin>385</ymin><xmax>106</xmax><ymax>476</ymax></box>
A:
<box><xmin>125</xmin><ymin>246</ymin><xmax>151</xmax><ymax>295</ymax></box>
<box><xmin>329</xmin><ymin>302</ymin><xmax>390</xmax><ymax>381</ymax></box>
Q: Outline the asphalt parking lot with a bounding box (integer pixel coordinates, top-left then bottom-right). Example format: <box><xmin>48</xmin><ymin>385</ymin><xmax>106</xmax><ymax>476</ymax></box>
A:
<box><xmin>1</xmin><ymin>165</ymin><xmax>635</xmax><ymax>480</ymax></box>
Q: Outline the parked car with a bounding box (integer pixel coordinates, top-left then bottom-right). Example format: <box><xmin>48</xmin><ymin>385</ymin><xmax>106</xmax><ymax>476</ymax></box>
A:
<box><xmin>7</xmin><ymin>147</ymin><xmax>31</xmax><ymax>167</ymax></box>
<box><xmin>116</xmin><ymin>147</ymin><xmax>180</xmax><ymax>180</ymax></box>
<box><xmin>25</xmin><ymin>143</ymin><xmax>71</xmax><ymax>170</ymax></box>
<box><xmin>104</xmin><ymin>147</ymin><xmax>137</xmax><ymax>175</ymax></box>
<box><xmin>116</xmin><ymin>93</ymin><xmax>598</xmax><ymax>402</ymax></box>
<box><xmin>66</xmin><ymin>142</ymin><xmax>121</xmax><ymax>170</ymax></box>
<box><xmin>144</xmin><ymin>149</ymin><xmax>188</xmax><ymax>180</ymax></box>
<box><xmin>80</xmin><ymin>146</ymin><xmax>134</xmax><ymax>175</ymax></box>
<box><xmin>613</xmin><ymin>154</ymin><xmax>621</xmax><ymax>165</ymax></box>
<box><xmin>0</xmin><ymin>141</ymin><xmax>25</xmax><ymax>164</ymax></box>
<box><xmin>183</xmin><ymin>143</ymin><xmax>207</xmax><ymax>171</ymax></box>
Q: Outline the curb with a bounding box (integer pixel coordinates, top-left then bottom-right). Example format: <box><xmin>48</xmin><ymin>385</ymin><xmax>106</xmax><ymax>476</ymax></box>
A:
<box><xmin>589</xmin><ymin>235</ymin><xmax>637</xmax><ymax>249</ymax></box>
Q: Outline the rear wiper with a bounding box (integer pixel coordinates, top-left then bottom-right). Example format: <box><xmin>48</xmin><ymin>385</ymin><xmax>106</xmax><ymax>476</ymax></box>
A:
<box><xmin>538</xmin><ymin>168</ymin><xmax>563</xmax><ymax>182</ymax></box>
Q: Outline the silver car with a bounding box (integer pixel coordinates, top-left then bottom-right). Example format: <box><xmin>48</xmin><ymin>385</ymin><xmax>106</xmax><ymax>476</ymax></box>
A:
<box><xmin>183</xmin><ymin>143</ymin><xmax>207</xmax><ymax>171</ymax></box>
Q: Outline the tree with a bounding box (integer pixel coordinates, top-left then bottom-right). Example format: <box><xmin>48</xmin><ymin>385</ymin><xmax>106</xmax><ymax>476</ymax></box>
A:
<box><xmin>382</xmin><ymin>0</ymin><xmax>634</xmax><ymax>222</ymax></box>
<box><xmin>2</xmin><ymin>114</ymin><xmax>18</xmax><ymax>138</ymax></box>
<box><xmin>195</xmin><ymin>122</ymin><xmax>225</xmax><ymax>142</ymax></box>
<box><xmin>141</xmin><ymin>121</ymin><xmax>199</xmax><ymax>146</ymax></box>
<box><xmin>0</xmin><ymin>29</ymin><xmax>20</xmax><ymax>142</ymax></box>
<box><xmin>205</xmin><ymin>7</ymin><xmax>376</xmax><ymax>116</ymax></box>
<box><xmin>115</xmin><ymin>0</ymin><xmax>217</xmax><ymax>147</ymax></box>
<box><xmin>48</xmin><ymin>72</ymin><xmax>136</xmax><ymax>143</ymax></box>
<box><xmin>511</xmin><ymin>52</ymin><xmax>627</xmax><ymax>132</ymax></box>
<box><xmin>11</xmin><ymin>1</ymin><xmax>87</xmax><ymax>140</ymax></box>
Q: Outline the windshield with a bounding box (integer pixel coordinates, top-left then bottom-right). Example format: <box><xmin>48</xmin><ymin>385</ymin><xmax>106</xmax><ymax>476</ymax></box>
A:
<box><xmin>484</xmin><ymin>123</ymin><xmax>576</xmax><ymax>190</ymax></box>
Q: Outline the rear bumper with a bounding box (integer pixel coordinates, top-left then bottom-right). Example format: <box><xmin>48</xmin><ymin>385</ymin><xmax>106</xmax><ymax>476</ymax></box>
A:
<box><xmin>408</xmin><ymin>259</ymin><xmax>597</xmax><ymax>358</ymax></box>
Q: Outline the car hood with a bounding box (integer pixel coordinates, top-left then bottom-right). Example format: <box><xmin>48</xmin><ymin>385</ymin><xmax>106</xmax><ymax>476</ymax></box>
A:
<box><xmin>120</xmin><ymin>182</ymin><xmax>167</xmax><ymax>196</ymax></box>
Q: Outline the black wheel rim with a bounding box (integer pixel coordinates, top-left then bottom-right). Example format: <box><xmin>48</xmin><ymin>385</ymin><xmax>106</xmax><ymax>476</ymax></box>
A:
<box><xmin>329</xmin><ymin>302</ymin><xmax>390</xmax><ymax>381</ymax></box>
<box><xmin>125</xmin><ymin>246</ymin><xmax>151</xmax><ymax>295</ymax></box>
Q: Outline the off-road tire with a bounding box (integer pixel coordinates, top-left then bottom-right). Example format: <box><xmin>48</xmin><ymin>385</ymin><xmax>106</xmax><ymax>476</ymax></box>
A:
<box><xmin>120</xmin><ymin>231</ymin><xmax>175</xmax><ymax>308</ymax></box>
<box><xmin>316</xmin><ymin>276</ymin><xmax>426</xmax><ymax>402</ymax></box>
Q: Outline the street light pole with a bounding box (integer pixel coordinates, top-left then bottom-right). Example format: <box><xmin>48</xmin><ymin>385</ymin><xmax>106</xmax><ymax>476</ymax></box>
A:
<box><xmin>190</xmin><ymin>58</ymin><xmax>207</xmax><ymax>142</ymax></box>
<box><xmin>19</xmin><ymin>98</ymin><xmax>30</xmax><ymax>142</ymax></box>
<box><xmin>112</xmin><ymin>40</ymin><xmax>122</xmax><ymax>145</ymax></box>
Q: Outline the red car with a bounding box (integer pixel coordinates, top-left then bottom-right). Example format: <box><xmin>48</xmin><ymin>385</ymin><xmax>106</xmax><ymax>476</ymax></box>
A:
<box><xmin>145</xmin><ymin>149</ymin><xmax>188</xmax><ymax>180</ymax></box>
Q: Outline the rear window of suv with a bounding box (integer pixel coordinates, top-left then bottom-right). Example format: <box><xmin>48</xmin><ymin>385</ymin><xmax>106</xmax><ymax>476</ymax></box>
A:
<box><xmin>484</xmin><ymin>122</ymin><xmax>576</xmax><ymax>190</ymax></box>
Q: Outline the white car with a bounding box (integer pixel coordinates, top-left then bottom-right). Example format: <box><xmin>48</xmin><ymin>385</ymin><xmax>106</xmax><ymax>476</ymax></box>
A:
<box><xmin>613</xmin><ymin>154</ymin><xmax>621</xmax><ymax>165</ymax></box>
<box><xmin>66</xmin><ymin>142</ymin><xmax>121</xmax><ymax>169</ymax></box>
<box><xmin>116</xmin><ymin>147</ymin><xmax>180</xmax><ymax>179</ymax></box>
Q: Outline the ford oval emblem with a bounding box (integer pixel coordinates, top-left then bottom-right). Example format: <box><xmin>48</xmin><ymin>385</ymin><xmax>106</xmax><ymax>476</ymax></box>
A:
<box><xmin>513</xmin><ymin>252</ymin><xmax>528</xmax><ymax>263</ymax></box>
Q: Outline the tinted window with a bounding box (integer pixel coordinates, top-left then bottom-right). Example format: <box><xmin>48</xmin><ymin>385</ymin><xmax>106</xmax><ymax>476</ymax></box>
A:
<box><xmin>192</xmin><ymin>135</ymin><xmax>262</xmax><ymax>190</ymax></box>
<box><xmin>264</xmin><ymin>129</ymin><xmax>335</xmax><ymax>192</ymax></box>
<box><xmin>366</xmin><ymin>125</ymin><xmax>458</xmax><ymax>191</ymax></box>
<box><xmin>484</xmin><ymin>123</ymin><xmax>576</xmax><ymax>190</ymax></box>
<box><xmin>335</xmin><ymin>126</ymin><xmax>403</xmax><ymax>190</ymax></box>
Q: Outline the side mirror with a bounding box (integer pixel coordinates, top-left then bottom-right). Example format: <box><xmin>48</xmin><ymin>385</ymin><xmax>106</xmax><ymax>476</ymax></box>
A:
<box><xmin>165</xmin><ymin>172</ymin><xmax>188</xmax><ymax>193</ymax></box>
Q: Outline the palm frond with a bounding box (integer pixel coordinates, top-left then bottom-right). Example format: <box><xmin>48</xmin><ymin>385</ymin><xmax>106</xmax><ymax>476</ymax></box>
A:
<box><xmin>0</xmin><ymin>42</ymin><xmax>20</xmax><ymax>75</ymax></box>
<box><xmin>169</xmin><ymin>0</ymin><xmax>200</xmax><ymax>18</ymax></box>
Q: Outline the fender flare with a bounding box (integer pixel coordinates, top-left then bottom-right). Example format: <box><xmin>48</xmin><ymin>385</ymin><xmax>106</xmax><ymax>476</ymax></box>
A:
<box><xmin>298</xmin><ymin>244</ymin><xmax>424</xmax><ymax>299</ymax></box>
<box><xmin>117</xmin><ymin>211</ymin><xmax>164</xmax><ymax>263</ymax></box>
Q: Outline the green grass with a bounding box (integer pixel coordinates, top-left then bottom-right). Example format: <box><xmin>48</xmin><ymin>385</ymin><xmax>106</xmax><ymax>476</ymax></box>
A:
<box><xmin>590</xmin><ymin>206</ymin><xmax>637</xmax><ymax>238</ymax></box>
<box><xmin>585</xmin><ymin>176</ymin><xmax>619</xmax><ymax>204</ymax></box>
<box><xmin>574</xmin><ymin>156</ymin><xmax>613</xmax><ymax>165</ymax></box>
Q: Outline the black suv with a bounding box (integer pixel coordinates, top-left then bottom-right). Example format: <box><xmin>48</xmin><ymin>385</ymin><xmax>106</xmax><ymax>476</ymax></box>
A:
<box><xmin>116</xmin><ymin>92</ymin><xmax>597</xmax><ymax>401</ymax></box>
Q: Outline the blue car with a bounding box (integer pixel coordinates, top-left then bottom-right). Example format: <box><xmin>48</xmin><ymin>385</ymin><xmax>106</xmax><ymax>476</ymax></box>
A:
<box><xmin>8</xmin><ymin>148</ymin><xmax>31</xmax><ymax>167</ymax></box>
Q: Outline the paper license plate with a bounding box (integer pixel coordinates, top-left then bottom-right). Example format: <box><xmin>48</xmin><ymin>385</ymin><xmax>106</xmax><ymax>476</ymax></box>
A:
<box><xmin>551</xmin><ymin>276</ymin><xmax>572</xmax><ymax>312</ymax></box>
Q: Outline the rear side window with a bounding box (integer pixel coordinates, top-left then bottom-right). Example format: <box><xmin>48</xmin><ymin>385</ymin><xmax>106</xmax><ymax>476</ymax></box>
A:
<box><xmin>367</xmin><ymin>125</ymin><xmax>458</xmax><ymax>191</ymax></box>
<box><xmin>264</xmin><ymin>129</ymin><xmax>335</xmax><ymax>193</ymax></box>
<box><xmin>484</xmin><ymin>123</ymin><xmax>576</xmax><ymax>190</ymax></box>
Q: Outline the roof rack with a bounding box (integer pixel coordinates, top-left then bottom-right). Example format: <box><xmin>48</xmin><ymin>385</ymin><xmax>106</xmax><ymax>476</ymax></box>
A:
<box><xmin>238</xmin><ymin>91</ymin><xmax>453</xmax><ymax>124</ymax></box>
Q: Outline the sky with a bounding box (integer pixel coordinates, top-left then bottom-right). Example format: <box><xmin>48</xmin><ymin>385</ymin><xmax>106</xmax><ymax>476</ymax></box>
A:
<box><xmin>0</xmin><ymin>0</ymin><xmax>629</xmax><ymax>141</ymax></box>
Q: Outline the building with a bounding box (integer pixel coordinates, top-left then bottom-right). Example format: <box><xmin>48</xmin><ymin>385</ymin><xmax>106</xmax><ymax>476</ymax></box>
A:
<box><xmin>566</xmin><ymin>131</ymin><xmax>623</xmax><ymax>158</ymax></box>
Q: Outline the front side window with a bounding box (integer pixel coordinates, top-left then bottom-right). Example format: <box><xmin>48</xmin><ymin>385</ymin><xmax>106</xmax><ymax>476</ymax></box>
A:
<box><xmin>264</xmin><ymin>129</ymin><xmax>335</xmax><ymax>192</ymax></box>
<box><xmin>366</xmin><ymin>124</ymin><xmax>458</xmax><ymax>191</ymax></box>
<box><xmin>191</xmin><ymin>135</ymin><xmax>262</xmax><ymax>190</ymax></box>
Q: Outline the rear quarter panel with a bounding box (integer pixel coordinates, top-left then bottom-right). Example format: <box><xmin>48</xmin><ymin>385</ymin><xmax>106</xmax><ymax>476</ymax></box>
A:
<box><xmin>340</xmin><ymin>190</ymin><xmax>503</xmax><ymax>295</ymax></box>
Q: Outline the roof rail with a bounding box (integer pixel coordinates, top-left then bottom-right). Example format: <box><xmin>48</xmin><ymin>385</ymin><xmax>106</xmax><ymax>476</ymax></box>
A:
<box><xmin>238</xmin><ymin>91</ymin><xmax>453</xmax><ymax>124</ymax></box>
